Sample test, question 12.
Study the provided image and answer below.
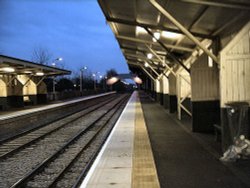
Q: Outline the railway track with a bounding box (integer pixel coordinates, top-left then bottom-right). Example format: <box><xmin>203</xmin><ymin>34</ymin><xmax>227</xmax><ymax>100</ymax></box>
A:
<box><xmin>0</xmin><ymin>93</ymin><xmax>115</xmax><ymax>143</ymax></box>
<box><xmin>0</xmin><ymin>95</ymin><xmax>117</xmax><ymax>159</ymax></box>
<box><xmin>0</xmin><ymin>94</ymin><xmax>130</xmax><ymax>188</ymax></box>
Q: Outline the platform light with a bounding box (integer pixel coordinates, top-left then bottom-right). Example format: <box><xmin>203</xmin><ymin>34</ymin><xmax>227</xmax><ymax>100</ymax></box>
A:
<box><xmin>147</xmin><ymin>53</ymin><xmax>153</xmax><ymax>59</ymax></box>
<box><xmin>106</xmin><ymin>77</ymin><xmax>119</xmax><ymax>85</ymax></box>
<box><xmin>24</xmin><ymin>70</ymin><xmax>32</xmax><ymax>74</ymax></box>
<box><xmin>162</xmin><ymin>31</ymin><xmax>182</xmax><ymax>39</ymax></box>
<box><xmin>136</xmin><ymin>26</ymin><xmax>147</xmax><ymax>35</ymax></box>
<box><xmin>153</xmin><ymin>32</ymin><xmax>161</xmax><ymax>39</ymax></box>
<box><xmin>36</xmin><ymin>72</ymin><xmax>44</xmax><ymax>76</ymax></box>
<box><xmin>133</xmin><ymin>76</ymin><xmax>142</xmax><ymax>84</ymax></box>
<box><xmin>0</xmin><ymin>67</ymin><xmax>15</xmax><ymax>73</ymax></box>
<box><xmin>51</xmin><ymin>57</ymin><xmax>63</xmax><ymax>67</ymax></box>
<box><xmin>144</xmin><ymin>62</ymin><xmax>149</xmax><ymax>67</ymax></box>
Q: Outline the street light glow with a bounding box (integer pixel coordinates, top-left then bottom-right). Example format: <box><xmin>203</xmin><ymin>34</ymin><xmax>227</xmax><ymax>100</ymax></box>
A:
<box><xmin>106</xmin><ymin>77</ymin><xmax>119</xmax><ymax>85</ymax></box>
<box><xmin>52</xmin><ymin>57</ymin><xmax>63</xmax><ymax>67</ymax></box>
<box><xmin>133</xmin><ymin>76</ymin><xmax>142</xmax><ymax>84</ymax></box>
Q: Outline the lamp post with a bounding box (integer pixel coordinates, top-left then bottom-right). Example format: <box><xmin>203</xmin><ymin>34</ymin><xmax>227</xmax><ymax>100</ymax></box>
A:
<box><xmin>80</xmin><ymin>66</ymin><xmax>87</xmax><ymax>95</ymax></box>
<box><xmin>51</xmin><ymin>57</ymin><xmax>63</xmax><ymax>100</ymax></box>
<box><xmin>92</xmin><ymin>73</ymin><xmax>96</xmax><ymax>91</ymax></box>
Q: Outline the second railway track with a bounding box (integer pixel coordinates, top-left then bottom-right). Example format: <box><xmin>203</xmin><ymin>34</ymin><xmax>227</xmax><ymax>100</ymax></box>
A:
<box><xmin>0</xmin><ymin>93</ymin><xmax>130</xmax><ymax>188</ymax></box>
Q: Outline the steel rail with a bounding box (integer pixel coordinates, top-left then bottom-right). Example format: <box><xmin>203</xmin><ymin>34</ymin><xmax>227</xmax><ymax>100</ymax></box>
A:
<box><xmin>49</xmin><ymin>96</ymin><xmax>129</xmax><ymax>188</ymax></box>
<box><xmin>0</xmin><ymin>95</ymin><xmax>117</xmax><ymax>160</ymax></box>
<box><xmin>0</xmin><ymin>94</ymin><xmax>115</xmax><ymax>144</ymax></box>
<box><xmin>9</xmin><ymin>95</ymin><xmax>129</xmax><ymax>188</ymax></box>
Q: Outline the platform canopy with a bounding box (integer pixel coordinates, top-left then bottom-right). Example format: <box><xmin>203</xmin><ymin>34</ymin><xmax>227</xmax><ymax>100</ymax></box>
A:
<box><xmin>0</xmin><ymin>55</ymin><xmax>71</xmax><ymax>76</ymax></box>
<box><xmin>98</xmin><ymin>0</ymin><xmax>250</xmax><ymax>77</ymax></box>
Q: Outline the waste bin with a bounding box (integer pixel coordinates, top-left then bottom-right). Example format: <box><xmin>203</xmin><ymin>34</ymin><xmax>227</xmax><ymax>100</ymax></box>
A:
<box><xmin>222</xmin><ymin>102</ymin><xmax>249</xmax><ymax>151</ymax></box>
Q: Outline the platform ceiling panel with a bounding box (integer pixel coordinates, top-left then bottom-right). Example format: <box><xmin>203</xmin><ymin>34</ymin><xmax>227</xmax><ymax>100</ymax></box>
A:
<box><xmin>98</xmin><ymin>0</ymin><xmax>250</xmax><ymax>74</ymax></box>
<box><xmin>116</xmin><ymin>24</ymin><xmax>136</xmax><ymax>36</ymax></box>
<box><xmin>136</xmin><ymin>0</ymin><xmax>161</xmax><ymax>24</ymax></box>
<box><xmin>108</xmin><ymin>0</ymin><xmax>136</xmax><ymax>21</ymax></box>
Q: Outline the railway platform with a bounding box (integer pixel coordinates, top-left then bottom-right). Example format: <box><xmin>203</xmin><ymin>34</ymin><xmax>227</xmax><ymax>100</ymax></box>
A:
<box><xmin>0</xmin><ymin>92</ymin><xmax>115</xmax><ymax>121</ymax></box>
<box><xmin>81</xmin><ymin>91</ymin><xmax>250</xmax><ymax>188</ymax></box>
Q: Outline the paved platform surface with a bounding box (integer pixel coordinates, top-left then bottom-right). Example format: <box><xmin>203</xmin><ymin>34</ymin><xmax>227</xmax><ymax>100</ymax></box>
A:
<box><xmin>81</xmin><ymin>92</ymin><xmax>159</xmax><ymax>188</ymax></box>
<box><xmin>139</xmin><ymin>92</ymin><xmax>250</xmax><ymax>188</ymax></box>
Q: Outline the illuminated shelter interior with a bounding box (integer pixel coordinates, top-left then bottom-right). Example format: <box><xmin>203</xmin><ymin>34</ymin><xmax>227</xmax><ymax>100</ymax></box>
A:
<box><xmin>0</xmin><ymin>55</ymin><xmax>71</xmax><ymax>110</ymax></box>
<box><xmin>98</xmin><ymin>0</ymin><xmax>250</xmax><ymax>144</ymax></box>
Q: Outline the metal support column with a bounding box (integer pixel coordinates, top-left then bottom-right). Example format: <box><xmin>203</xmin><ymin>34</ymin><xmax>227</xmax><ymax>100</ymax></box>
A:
<box><xmin>148</xmin><ymin>0</ymin><xmax>218</xmax><ymax>63</ymax></box>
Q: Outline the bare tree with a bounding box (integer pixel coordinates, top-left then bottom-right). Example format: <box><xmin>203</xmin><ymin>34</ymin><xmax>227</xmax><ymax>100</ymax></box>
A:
<box><xmin>32</xmin><ymin>46</ymin><xmax>52</xmax><ymax>65</ymax></box>
<box><xmin>106</xmin><ymin>69</ymin><xmax>118</xmax><ymax>78</ymax></box>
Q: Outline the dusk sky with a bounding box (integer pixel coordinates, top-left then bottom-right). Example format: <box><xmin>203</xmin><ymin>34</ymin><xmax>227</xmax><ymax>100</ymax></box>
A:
<box><xmin>0</xmin><ymin>0</ymin><xmax>129</xmax><ymax>76</ymax></box>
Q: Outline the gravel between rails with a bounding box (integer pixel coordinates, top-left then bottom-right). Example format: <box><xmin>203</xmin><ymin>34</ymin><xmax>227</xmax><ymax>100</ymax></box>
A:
<box><xmin>0</xmin><ymin>94</ymin><xmax>128</xmax><ymax>188</ymax></box>
<box><xmin>0</xmin><ymin>94</ymin><xmax>115</xmax><ymax>142</ymax></box>
<box><xmin>0</xmin><ymin>96</ymin><xmax>116</xmax><ymax>159</ymax></box>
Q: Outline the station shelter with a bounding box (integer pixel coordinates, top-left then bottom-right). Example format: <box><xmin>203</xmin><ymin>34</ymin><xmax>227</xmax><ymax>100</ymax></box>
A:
<box><xmin>0</xmin><ymin>55</ymin><xmax>71</xmax><ymax>110</ymax></box>
<box><xmin>98</xmin><ymin>0</ymin><xmax>250</xmax><ymax>150</ymax></box>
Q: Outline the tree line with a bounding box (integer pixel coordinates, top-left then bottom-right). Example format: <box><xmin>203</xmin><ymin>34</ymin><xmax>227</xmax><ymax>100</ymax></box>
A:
<box><xmin>32</xmin><ymin>46</ymin><xmax>134</xmax><ymax>93</ymax></box>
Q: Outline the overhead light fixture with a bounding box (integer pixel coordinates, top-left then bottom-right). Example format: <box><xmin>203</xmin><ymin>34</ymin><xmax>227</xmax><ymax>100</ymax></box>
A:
<box><xmin>153</xmin><ymin>32</ymin><xmax>161</xmax><ymax>39</ymax></box>
<box><xmin>24</xmin><ymin>70</ymin><xmax>32</xmax><ymax>74</ymax></box>
<box><xmin>136</xmin><ymin>26</ymin><xmax>147</xmax><ymax>35</ymax></box>
<box><xmin>147</xmin><ymin>53</ymin><xmax>153</xmax><ymax>59</ymax></box>
<box><xmin>106</xmin><ymin>77</ymin><xmax>119</xmax><ymax>85</ymax></box>
<box><xmin>152</xmin><ymin>31</ymin><xmax>161</xmax><ymax>42</ymax></box>
<box><xmin>0</xmin><ymin>67</ymin><xmax>15</xmax><ymax>73</ymax></box>
<box><xmin>144</xmin><ymin>62</ymin><xmax>149</xmax><ymax>67</ymax></box>
<box><xmin>162</xmin><ymin>31</ymin><xmax>182</xmax><ymax>39</ymax></box>
<box><xmin>133</xmin><ymin>76</ymin><xmax>142</xmax><ymax>84</ymax></box>
<box><xmin>36</xmin><ymin>72</ymin><xmax>44</xmax><ymax>76</ymax></box>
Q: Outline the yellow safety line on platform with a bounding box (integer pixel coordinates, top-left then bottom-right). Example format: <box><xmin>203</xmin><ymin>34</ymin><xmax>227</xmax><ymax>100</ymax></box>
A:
<box><xmin>132</xmin><ymin>95</ymin><xmax>160</xmax><ymax>188</ymax></box>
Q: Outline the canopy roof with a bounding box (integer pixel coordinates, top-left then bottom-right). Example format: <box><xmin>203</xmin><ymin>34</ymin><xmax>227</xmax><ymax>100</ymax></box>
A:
<box><xmin>0</xmin><ymin>55</ymin><xmax>71</xmax><ymax>76</ymax></box>
<box><xmin>98</xmin><ymin>0</ymin><xmax>250</xmax><ymax>75</ymax></box>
